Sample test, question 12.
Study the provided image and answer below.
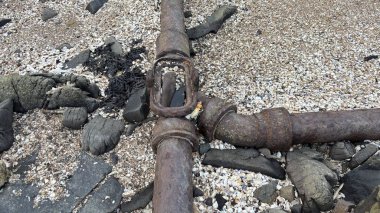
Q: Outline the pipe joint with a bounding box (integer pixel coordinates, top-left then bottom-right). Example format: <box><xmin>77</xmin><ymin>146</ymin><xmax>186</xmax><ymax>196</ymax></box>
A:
<box><xmin>151</xmin><ymin>118</ymin><xmax>199</xmax><ymax>153</ymax></box>
<box><xmin>198</xmin><ymin>96</ymin><xmax>237</xmax><ymax>141</ymax></box>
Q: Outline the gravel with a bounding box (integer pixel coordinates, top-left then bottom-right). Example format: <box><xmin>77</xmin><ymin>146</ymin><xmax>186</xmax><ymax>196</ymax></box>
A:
<box><xmin>1</xmin><ymin>0</ymin><xmax>380</xmax><ymax>212</ymax></box>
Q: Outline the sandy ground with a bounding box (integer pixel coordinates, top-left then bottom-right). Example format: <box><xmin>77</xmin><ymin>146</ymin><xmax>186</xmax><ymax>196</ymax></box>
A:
<box><xmin>1</xmin><ymin>0</ymin><xmax>380</xmax><ymax>212</ymax></box>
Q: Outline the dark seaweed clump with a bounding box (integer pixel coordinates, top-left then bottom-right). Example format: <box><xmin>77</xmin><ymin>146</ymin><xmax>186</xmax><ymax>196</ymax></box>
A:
<box><xmin>83</xmin><ymin>40</ymin><xmax>147</xmax><ymax>111</ymax></box>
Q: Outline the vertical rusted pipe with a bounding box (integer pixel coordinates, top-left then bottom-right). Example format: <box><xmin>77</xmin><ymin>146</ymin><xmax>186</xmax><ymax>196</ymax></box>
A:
<box><xmin>153</xmin><ymin>139</ymin><xmax>193</xmax><ymax>213</ymax></box>
<box><xmin>151</xmin><ymin>118</ymin><xmax>198</xmax><ymax>213</ymax></box>
<box><xmin>199</xmin><ymin>95</ymin><xmax>380</xmax><ymax>151</ymax></box>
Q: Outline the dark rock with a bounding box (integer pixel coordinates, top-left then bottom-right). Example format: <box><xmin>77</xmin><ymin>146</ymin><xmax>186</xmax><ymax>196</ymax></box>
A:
<box><xmin>170</xmin><ymin>86</ymin><xmax>185</xmax><ymax>107</ymax></box>
<box><xmin>41</xmin><ymin>8</ymin><xmax>58</xmax><ymax>21</ymax></box>
<box><xmin>0</xmin><ymin>18</ymin><xmax>11</xmax><ymax>28</ymax></box>
<box><xmin>110</xmin><ymin>152</ymin><xmax>119</xmax><ymax>165</ymax></box>
<box><xmin>205</xmin><ymin>197</ymin><xmax>213</xmax><ymax>206</ymax></box>
<box><xmin>63</xmin><ymin>50</ymin><xmax>90</xmax><ymax>69</ymax></box>
<box><xmin>215</xmin><ymin>193</ymin><xmax>227</xmax><ymax>211</ymax></box>
<box><xmin>123</xmin><ymin>87</ymin><xmax>149</xmax><ymax>123</ymax></box>
<box><xmin>364</xmin><ymin>55</ymin><xmax>379</xmax><ymax>62</ymax></box>
<box><xmin>256</xmin><ymin>29</ymin><xmax>262</xmax><ymax>36</ymax></box>
<box><xmin>0</xmin><ymin>180</ymin><xmax>39</xmax><ymax>212</ymax></box>
<box><xmin>355</xmin><ymin>185</ymin><xmax>380</xmax><ymax>213</ymax></box>
<box><xmin>78</xmin><ymin>176</ymin><xmax>123</xmax><ymax>213</ymax></box>
<box><xmin>37</xmin><ymin>152</ymin><xmax>112</xmax><ymax>212</ymax></box>
<box><xmin>187</xmin><ymin>5</ymin><xmax>237</xmax><ymax>40</ymax></box>
<box><xmin>0</xmin><ymin>75</ymin><xmax>56</xmax><ymax>112</ymax></box>
<box><xmin>161</xmin><ymin>72</ymin><xmax>176</xmax><ymax>107</ymax></box>
<box><xmin>82</xmin><ymin>116</ymin><xmax>125</xmax><ymax>155</ymax></box>
<box><xmin>39</xmin><ymin>0</ymin><xmax>49</xmax><ymax>2</ymax></box>
<box><xmin>341</xmin><ymin>154</ymin><xmax>380</xmax><ymax>204</ymax></box>
<box><xmin>0</xmin><ymin>99</ymin><xmax>14</xmax><ymax>153</ymax></box>
<box><xmin>57</xmin><ymin>43</ymin><xmax>73</xmax><ymax>51</ymax></box>
<box><xmin>253</xmin><ymin>182</ymin><xmax>278</xmax><ymax>204</ymax></box>
<box><xmin>120</xmin><ymin>182</ymin><xmax>154</xmax><ymax>212</ymax></box>
<box><xmin>47</xmin><ymin>86</ymin><xmax>100</xmax><ymax>112</ymax></box>
<box><xmin>349</xmin><ymin>143</ymin><xmax>378</xmax><ymax>169</ymax></box>
<box><xmin>86</xmin><ymin>83</ymin><xmax>101</xmax><ymax>98</ymax></box>
<box><xmin>279</xmin><ymin>185</ymin><xmax>295</xmax><ymax>202</ymax></box>
<box><xmin>333</xmin><ymin>199</ymin><xmax>354</xmax><ymax>213</ymax></box>
<box><xmin>202</xmin><ymin>148</ymin><xmax>286</xmax><ymax>179</ymax></box>
<box><xmin>323</xmin><ymin>159</ymin><xmax>341</xmax><ymax>175</ymax></box>
<box><xmin>193</xmin><ymin>186</ymin><xmax>204</xmax><ymax>197</ymax></box>
<box><xmin>198</xmin><ymin>143</ymin><xmax>211</xmax><ymax>155</ymax></box>
<box><xmin>290</xmin><ymin>204</ymin><xmax>303</xmax><ymax>213</ymax></box>
<box><xmin>0</xmin><ymin>161</ymin><xmax>10</xmax><ymax>188</ymax></box>
<box><xmin>86</xmin><ymin>0</ymin><xmax>108</xmax><ymax>14</ymax></box>
<box><xmin>286</xmin><ymin>148</ymin><xmax>338</xmax><ymax>212</ymax></box>
<box><xmin>62</xmin><ymin>107</ymin><xmax>88</xmax><ymax>129</ymax></box>
<box><xmin>184</xmin><ymin>11</ymin><xmax>192</xmax><ymax>18</ymax></box>
<box><xmin>330</xmin><ymin>142</ymin><xmax>355</xmax><ymax>160</ymax></box>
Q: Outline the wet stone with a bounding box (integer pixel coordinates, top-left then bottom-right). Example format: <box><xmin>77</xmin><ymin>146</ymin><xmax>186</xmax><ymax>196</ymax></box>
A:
<box><xmin>86</xmin><ymin>0</ymin><xmax>108</xmax><ymax>14</ymax></box>
<box><xmin>342</xmin><ymin>154</ymin><xmax>380</xmax><ymax>204</ymax></box>
<box><xmin>202</xmin><ymin>148</ymin><xmax>286</xmax><ymax>179</ymax></box>
<box><xmin>0</xmin><ymin>99</ymin><xmax>14</xmax><ymax>153</ymax></box>
<box><xmin>330</xmin><ymin>142</ymin><xmax>355</xmax><ymax>160</ymax></box>
<box><xmin>120</xmin><ymin>182</ymin><xmax>154</xmax><ymax>212</ymax></box>
<box><xmin>290</xmin><ymin>204</ymin><xmax>303</xmax><ymax>213</ymax></box>
<box><xmin>63</xmin><ymin>50</ymin><xmax>90</xmax><ymax>69</ymax></box>
<box><xmin>62</xmin><ymin>107</ymin><xmax>88</xmax><ymax>129</ymax></box>
<box><xmin>78</xmin><ymin>176</ymin><xmax>123</xmax><ymax>213</ymax></box>
<box><xmin>279</xmin><ymin>185</ymin><xmax>295</xmax><ymax>202</ymax></box>
<box><xmin>37</xmin><ymin>152</ymin><xmax>112</xmax><ymax>212</ymax></box>
<box><xmin>286</xmin><ymin>148</ymin><xmax>338</xmax><ymax>212</ymax></box>
<box><xmin>187</xmin><ymin>5</ymin><xmax>237</xmax><ymax>40</ymax></box>
<box><xmin>41</xmin><ymin>7</ymin><xmax>58</xmax><ymax>21</ymax></box>
<box><xmin>254</xmin><ymin>182</ymin><xmax>278</xmax><ymax>204</ymax></box>
<box><xmin>349</xmin><ymin>143</ymin><xmax>378</xmax><ymax>169</ymax></box>
<box><xmin>82</xmin><ymin>116</ymin><xmax>125</xmax><ymax>155</ymax></box>
<box><xmin>123</xmin><ymin>87</ymin><xmax>149</xmax><ymax>123</ymax></box>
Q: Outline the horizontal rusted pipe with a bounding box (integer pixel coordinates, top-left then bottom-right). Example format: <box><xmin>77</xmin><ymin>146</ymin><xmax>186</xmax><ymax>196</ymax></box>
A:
<box><xmin>151</xmin><ymin>118</ymin><xmax>198</xmax><ymax>213</ymax></box>
<box><xmin>199</xmin><ymin>95</ymin><xmax>380</xmax><ymax>151</ymax></box>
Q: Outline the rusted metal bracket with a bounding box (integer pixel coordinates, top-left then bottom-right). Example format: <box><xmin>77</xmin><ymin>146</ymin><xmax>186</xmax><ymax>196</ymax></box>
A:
<box><xmin>199</xmin><ymin>94</ymin><xmax>380</xmax><ymax>151</ymax></box>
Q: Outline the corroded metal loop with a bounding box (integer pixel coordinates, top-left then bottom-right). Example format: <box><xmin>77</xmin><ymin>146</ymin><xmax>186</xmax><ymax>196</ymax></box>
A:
<box><xmin>151</xmin><ymin>118</ymin><xmax>199</xmax><ymax>153</ymax></box>
<box><xmin>198</xmin><ymin>95</ymin><xmax>237</xmax><ymax>141</ymax></box>
<box><xmin>148</xmin><ymin>55</ymin><xmax>198</xmax><ymax>117</ymax></box>
<box><xmin>257</xmin><ymin>108</ymin><xmax>293</xmax><ymax>151</ymax></box>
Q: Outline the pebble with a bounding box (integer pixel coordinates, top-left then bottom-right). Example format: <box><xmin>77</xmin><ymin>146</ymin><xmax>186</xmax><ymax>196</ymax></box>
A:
<box><xmin>279</xmin><ymin>185</ymin><xmax>295</xmax><ymax>202</ymax></box>
<box><xmin>215</xmin><ymin>193</ymin><xmax>227</xmax><ymax>211</ymax></box>
<box><xmin>0</xmin><ymin>161</ymin><xmax>10</xmax><ymax>188</ymax></box>
<box><xmin>63</xmin><ymin>50</ymin><xmax>90</xmax><ymax>69</ymax></box>
<box><xmin>41</xmin><ymin>8</ymin><xmax>58</xmax><ymax>21</ymax></box>
<box><xmin>0</xmin><ymin>19</ymin><xmax>11</xmax><ymax>28</ymax></box>
<box><xmin>86</xmin><ymin>0</ymin><xmax>108</xmax><ymax>14</ymax></box>
<box><xmin>62</xmin><ymin>107</ymin><xmax>88</xmax><ymax>130</ymax></box>
<box><xmin>123</xmin><ymin>87</ymin><xmax>149</xmax><ymax>123</ymax></box>
<box><xmin>253</xmin><ymin>182</ymin><xmax>278</xmax><ymax>204</ymax></box>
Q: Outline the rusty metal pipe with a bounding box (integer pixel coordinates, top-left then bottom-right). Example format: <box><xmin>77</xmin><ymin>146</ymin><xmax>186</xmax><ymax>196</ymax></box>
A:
<box><xmin>199</xmin><ymin>95</ymin><xmax>380</xmax><ymax>151</ymax></box>
<box><xmin>153</xmin><ymin>138</ymin><xmax>193</xmax><ymax>213</ymax></box>
<box><xmin>151</xmin><ymin>118</ymin><xmax>198</xmax><ymax>213</ymax></box>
